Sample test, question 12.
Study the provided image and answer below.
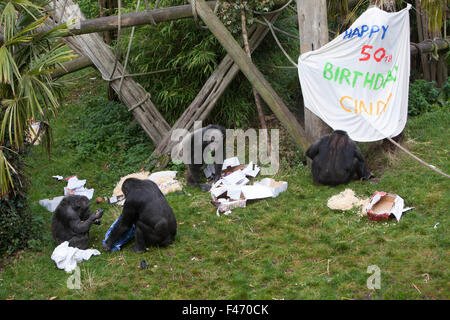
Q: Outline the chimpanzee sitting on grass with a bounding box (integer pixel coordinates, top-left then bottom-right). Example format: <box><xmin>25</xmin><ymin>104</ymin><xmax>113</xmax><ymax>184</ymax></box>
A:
<box><xmin>102</xmin><ymin>178</ymin><xmax>177</xmax><ymax>253</ymax></box>
<box><xmin>306</xmin><ymin>130</ymin><xmax>373</xmax><ymax>186</ymax></box>
<box><xmin>51</xmin><ymin>195</ymin><xmax>103</xmax><ymax>250</ymax></box>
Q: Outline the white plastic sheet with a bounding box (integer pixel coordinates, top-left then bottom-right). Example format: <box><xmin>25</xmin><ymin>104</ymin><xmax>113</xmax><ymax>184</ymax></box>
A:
<box><xmin>298</xmin><ymin>5</ymin><xmax>411</xmax><ymax>142</ymax></box>
<box><xmin>51</xmin><ymin>241</ymin><xmax>100</xmax><ymax>273</ymax></box>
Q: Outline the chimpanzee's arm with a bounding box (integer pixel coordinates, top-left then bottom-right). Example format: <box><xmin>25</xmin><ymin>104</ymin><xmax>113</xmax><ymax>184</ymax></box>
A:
<box><xmin>68</xmin><ymin>208</ymin><xmax>100</xmax><ymax>234</ymax></box>
<box><xmin>104</xmin><ymin>202</ymin><xmax>137</xmax><ymax>247</ymax></box>
<box><xmin>306</xmin><ymin>138</ymin><xmax>323</xmax><ymax>159</ymax></box>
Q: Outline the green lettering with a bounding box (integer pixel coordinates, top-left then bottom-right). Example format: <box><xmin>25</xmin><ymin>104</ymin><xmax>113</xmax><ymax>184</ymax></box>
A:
<box><xmin>374</xmin><ymin>73</ymin><xmax>385</xmax><ymax>90</ymax></box>
<box><xmin>339</xmin><ymin>68</ymin><xmax>351</xmax><ymax>86</ymax></box>
<box><xmin>352</xmin><ymin>71</ymin><xmax>363</xmax><ymax>88</ymax></box>
<box><xmin>363</xmin><ymin>72</ymin><xmax>375</xmax><ymax>89</ymax></box>
<box><xmin>323</xmin><ymin>62</ymin><xmax>333</xmax><ymax>80</ymax></box>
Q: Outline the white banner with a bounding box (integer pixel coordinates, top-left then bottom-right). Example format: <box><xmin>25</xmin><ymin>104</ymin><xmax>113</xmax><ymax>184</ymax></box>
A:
<box><xmin>298</xmin><ymin>5</ymin><xmax>411</xmax><ymax>142</ymax></box>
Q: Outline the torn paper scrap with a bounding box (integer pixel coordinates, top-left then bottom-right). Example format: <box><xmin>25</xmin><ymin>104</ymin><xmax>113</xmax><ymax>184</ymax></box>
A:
<box><xmin>222</xmin><ymin>170</ymin><xmax>249</xmax><ymax>186</ymax></box>
<box><xmin>51</xmin><ymin>241</ymin><xmax>100</xmax><ymax>273</ymax></box>
<box><xmin>241</xmin><ymin>184</ymin><xmax>274</xmax><ymax>200</ymax></box>
<box><xmin>64</xmin><ymin>176</ymin><xmax>94</xmax><ymax>200</ymax></box>
<box><xmin>253</xmin><ymin>178</ymin><xmax>288</xmax><ymax>198</ymax></box>
<box><xmin>64</xmin><ymin>186</ymin><xmax>94</xmax><ymax>199</ymax></box>
<box><xmin>66</xmin><ymin>176</ymin><xmax>86</xmax><ymax>190</ymax></box>
<box><xmin>39</xmin><ymin>196</ymin><xmax>65</xmax><ymax>212</ymax></box>
<box><xmin>213</xmin><ymin>198</ymin><xmax>247</xmax><ymax>213</ymax></box>
<box><xmin>242</xmin><ymin>162</ymin><xmax>260</xmax><ymax>178</ymax></box>
<box><xmin>366</xmin><ymin>191</ymin><xmax>406</xmax><ymax>222</ymax></box>
<box><xmin>148</xmin><ymin>171</ymin><xmax>182</xmax><ymax>194</ymax></box>
<box><xmin>222</xmin><ymin>157</ymin><xmax>240</xmax><ymax>170</ymax></box>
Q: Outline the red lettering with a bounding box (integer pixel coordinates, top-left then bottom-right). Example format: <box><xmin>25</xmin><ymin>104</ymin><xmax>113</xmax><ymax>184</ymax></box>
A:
<box><xmin>359</xmin><ymin>45</ymin><xmax>373</xmax><ymax>61</ymax></box>
<box><xmin>374</xmin><ymin>48</ymin><xmax>386</xmax><ymax>62</ymax></box>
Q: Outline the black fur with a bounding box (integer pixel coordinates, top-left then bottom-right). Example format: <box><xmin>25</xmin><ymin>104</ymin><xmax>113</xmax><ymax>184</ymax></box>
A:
<box><xmin>102</xmin><ymin>178</ymin><xmax>177</xmax><ymax>253</ymax></box>
<box><xmin>306</xmin><ymin>130</ymin><xmax>373</xmax><ymax>185</ymax></box>
<box><xmin>51</xmin><ymin>195</ymin><xmax>103</xmax><ymax>249</ymax></box>
<box><xmin>183</xmin><ymin>124</ymin><xmax>226</xmax><ymax>187</ymax></box>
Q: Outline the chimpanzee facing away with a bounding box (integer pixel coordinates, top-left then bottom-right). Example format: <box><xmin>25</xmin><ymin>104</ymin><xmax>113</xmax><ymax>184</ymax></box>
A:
<box><xmin>306</xmin><ymin>130</ymin><xmax>373</xmax><ymax>186</ymax></box>
<box><xmin>51</xmin><ymin>195</ymin><xmax>104</xmax><ymax>250</ymax></box>
<box><xmin>102</xmin><ymin>178</ymin><xmax>177</xmax><ymax>253</ymax></box>
<box><xmin>181</xmin><ymin>124</ymin><xmax>226</xmax><ymax>187</ymax></box>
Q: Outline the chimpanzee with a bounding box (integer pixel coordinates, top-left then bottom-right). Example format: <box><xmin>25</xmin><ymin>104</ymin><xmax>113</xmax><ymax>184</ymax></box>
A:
<box><xmin>51</xmin><ymin>195</ymin><xmax>104</xmax><ymax>250</ymax></box>
<box><xmin>305</xmin><ymin>130</ymin><xmax>373</xmax><ymax>186</ymax></box>
<box><xmin>181</xmin><ymin>124</ymin><xmax>226</xmax><ymax>188</ymax></box>
<box><xmin>102</xmin><ymin>178</ymin><xmax>177</xmax><ymax>253</ymax></box>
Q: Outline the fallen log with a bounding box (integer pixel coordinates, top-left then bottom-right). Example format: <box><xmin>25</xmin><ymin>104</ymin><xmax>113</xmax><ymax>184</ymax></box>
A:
<box><xmin>410</xmin><ymin>37</ymin><xmax>450</xmax><ymax>56</ymax></box>
<box><xmin>0</xmin><ymin>2</ymin><xmax>217</xmax><ymax>45</ymax></box>
<box><xmin>51</xmin><ymin>56</ymin><xmax>93</xmax><ymax>78</ymax></box>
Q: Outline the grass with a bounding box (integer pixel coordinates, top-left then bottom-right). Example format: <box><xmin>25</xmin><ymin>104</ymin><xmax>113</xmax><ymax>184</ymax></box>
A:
<box><xmin>0</xmin><ymin>70</ymin><xmax>449</xmax><ymax>300</ymax></box>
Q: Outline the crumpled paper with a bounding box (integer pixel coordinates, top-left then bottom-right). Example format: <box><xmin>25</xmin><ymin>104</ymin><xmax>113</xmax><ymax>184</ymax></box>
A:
<box><xmin>51</xmin><ymin>241</ymin><xmax>100</xmax><ymax>273</ymax></box>
<box><xmin>39</xmin><ymin>176</ymin><xmax>94</xmax><ymax>212</ymax></box>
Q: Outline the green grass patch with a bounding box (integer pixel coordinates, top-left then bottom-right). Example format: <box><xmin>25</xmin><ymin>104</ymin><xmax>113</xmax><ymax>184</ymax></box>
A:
<box><xmin>0</xmin><ymin>71</ymin><xmax>449</xmax><ymax>300</ymax></box>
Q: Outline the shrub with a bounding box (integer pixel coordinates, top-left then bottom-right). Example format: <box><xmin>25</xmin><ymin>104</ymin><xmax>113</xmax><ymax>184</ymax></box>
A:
<box><xmin>408</xmin><ymin>79</ymin><xmax>441</xmax><ymax>116</ymax></box>
<box><xmin>0</xmin><ymin>146</ymin><xmax>43</xmax><ymax>256</ymax></box>
<box><xmin>60</xmin><ymin>96</ymin><xmax>154</xmax><ymax>175</ymax></box>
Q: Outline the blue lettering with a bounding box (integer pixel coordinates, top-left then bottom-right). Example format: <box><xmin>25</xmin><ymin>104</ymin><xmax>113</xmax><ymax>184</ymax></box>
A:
<box><xmin>343</xmin><ymin>28</ymin><xmax>353</xmax><ymax>39</ymax></box>
<box><xmin>352</xmin><ymin>28</ymin><xmax>361</xmax><ymax>38</ymax></box>
<box><xmin>360</xmin><ymin>25</ymin><xmax>369</xmax><ymax>38</ymax></box>
<box><xmin>369</xmin><ymin>25</ymin><xmax>380</xmax><ymax>38</ymax></box>
<box><xmin>381</xmin><ymin>25</ymin><xmax>389</xmax><ymax>39</ymax></box>
<box><xmin>343</xmin><ymin>25</ymin><xmax>388</xmax><ymax>40</ymax></box>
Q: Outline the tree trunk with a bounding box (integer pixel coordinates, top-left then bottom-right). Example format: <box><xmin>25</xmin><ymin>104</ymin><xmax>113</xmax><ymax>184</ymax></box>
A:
<box><xmin>296</xmin><ymin>0</ymin><xmax>332</xmax><ymax>145</ymax></box>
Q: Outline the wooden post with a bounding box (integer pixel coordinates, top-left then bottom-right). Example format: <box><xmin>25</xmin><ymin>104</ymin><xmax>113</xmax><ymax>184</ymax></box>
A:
<box><xmin>188</xmin><ymin>0</ymin><xmax>310</xmax><ymax>151</ymax></box>
<box><xmin>296</xmin><ymin>0</ymin><xmax>332</xmax><ymax>144</ymax></box>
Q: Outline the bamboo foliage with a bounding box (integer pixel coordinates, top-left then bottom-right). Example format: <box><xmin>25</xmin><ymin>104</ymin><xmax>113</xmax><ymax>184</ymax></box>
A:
<box><xmin>420</xmin><ymin>0</ymin><xmax>447</xmax><ymax>32</ymax></box>
<box><xmin>0</xmin><ymin>1</ymin><xmax>76</xmax><ymax>195</ymax></box>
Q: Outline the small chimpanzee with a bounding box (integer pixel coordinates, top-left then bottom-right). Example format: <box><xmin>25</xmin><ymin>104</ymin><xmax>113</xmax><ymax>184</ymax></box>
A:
<box><xmin>306</xmin><ymin>130</ymin><xmax>373</xmax><ymax>186</ymax></box>
<box><xmin>51</xmin><ymin>195</ymin><xmax>104</xmax><ymax>250</ymax></box>
<box><xmin>102</xmin><ymin>178</ymin><xmax>177</xmax><ymax>253</ymax></box>
<box><xmin>181</xmin><ymin>124</ymin><xmax>226</xmax><ymax>187</ymax></box>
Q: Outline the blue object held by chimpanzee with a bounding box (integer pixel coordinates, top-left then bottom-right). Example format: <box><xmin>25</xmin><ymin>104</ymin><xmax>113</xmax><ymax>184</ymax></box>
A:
<box><xmin>102</xmin><ymin>217</ymin><xmax>135</xmax><ymax>251</ymax></box>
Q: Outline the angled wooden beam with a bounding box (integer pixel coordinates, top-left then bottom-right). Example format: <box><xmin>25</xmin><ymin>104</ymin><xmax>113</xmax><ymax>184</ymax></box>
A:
<box><xmin>189</xmin><ymin>0</ymin><xmax>310</xmax><ymax>151</ymax></box>
<box><xmin>151</xmin><ymin>12</ymin><xmax>281</xmax><ymax>162</ymax></box>
<box><xmin>49</xmin><ymin>0</ymin><xmax>170</xmax><ymax>144</ymax></box>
